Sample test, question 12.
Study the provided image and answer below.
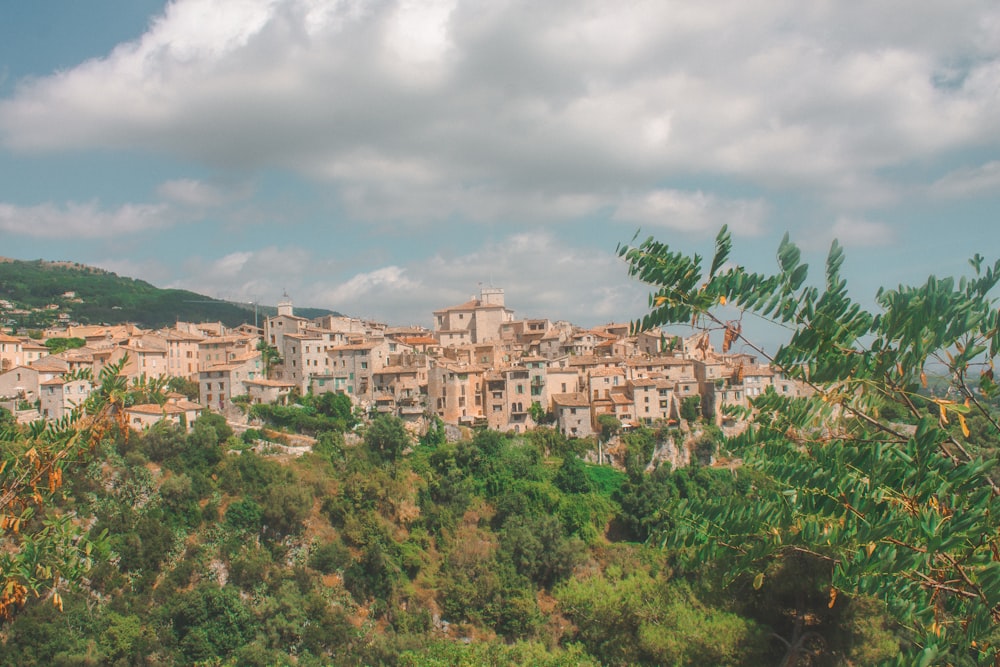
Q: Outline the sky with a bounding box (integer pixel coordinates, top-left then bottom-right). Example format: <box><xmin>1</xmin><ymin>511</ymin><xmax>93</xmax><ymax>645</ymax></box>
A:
<box><xmin>1</xmin><ymin>1</ymin><xmax>999</xmax><ymax>351</ymax></box>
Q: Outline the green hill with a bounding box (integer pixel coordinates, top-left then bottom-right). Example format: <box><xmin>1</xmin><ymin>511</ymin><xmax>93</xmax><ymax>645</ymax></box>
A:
<box><xmin>0</xmin><ymin>258</ymin><xmax>339</xmax><ymax>330</ymax></box>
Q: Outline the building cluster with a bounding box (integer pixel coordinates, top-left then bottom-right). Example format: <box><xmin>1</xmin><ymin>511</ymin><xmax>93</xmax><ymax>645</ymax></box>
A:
<box><xmin>0</xmin><ymin>288</ymin><xmax>809</xmax><ymax>438</ymax></box>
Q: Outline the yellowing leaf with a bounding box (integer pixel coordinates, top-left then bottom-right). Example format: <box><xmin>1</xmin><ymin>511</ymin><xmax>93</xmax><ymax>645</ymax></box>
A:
<box><xmin>719</xmin><ymin>295</ymin><xmax>727</xmax><ymax>305</ymax></box>
<box><xmin>920</xmin><ymin>371</ymin><xmax>927</xmax><ymax>388</ymax></box>
<box><xmin>828</xmin><ymin>587</ymin><xmax>837</xmax><ymax>609</ymax></box>
<box><xmin>959</xmin><ymin>413</ymin><xmax>970</xmax><ymax>438</ymax></box>
<box><xmin>654</xmin><ymin>295</ymin><xmax>668</xmax><ymax>306</ymax></box>
<box><xmin>753</xmin><ymin>572</ymin><xmax>764</xmax><ymax>590</ymax></box>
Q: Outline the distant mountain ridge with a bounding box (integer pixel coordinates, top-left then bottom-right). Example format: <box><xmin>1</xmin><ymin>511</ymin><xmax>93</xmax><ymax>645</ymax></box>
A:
<box><xmin>0</xmin><ymin>257</ymin><xmax>340</xmax><ymax>329</ymax></box>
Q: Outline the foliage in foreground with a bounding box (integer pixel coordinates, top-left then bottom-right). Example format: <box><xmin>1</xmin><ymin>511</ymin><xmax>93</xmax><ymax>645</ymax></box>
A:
<box><xmin>620</xmin><ymin>225</ymin><xmax>1000</xmax><ymax>663</ymax></box>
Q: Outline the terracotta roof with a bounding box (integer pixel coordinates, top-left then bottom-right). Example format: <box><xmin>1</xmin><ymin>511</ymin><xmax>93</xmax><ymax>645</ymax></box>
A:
<box><xmin>30</xmin><ymin>358</ymin><xmax>69</xmax><ymax>372</ymax></box>
<box><xmin>552</xmin><ymin>392</ymin><xmax>591</xmax><ymax>408</ymax></box>
<box><xmin>200</xmin><ymin>362</ymin><xmax>244</xmax><ymax>373</ymax></box>
<box><xmin>126</xmin><ymin>403</ymin><xmax>188</xmax><ymax>416</ymax></box>
<box><xmin>625</xmin><ymin>357</ymin><xmax>692</xmax><ymax>367</ymax></box>
<box><xmin>589</xmin><ymin>367</ymin><xmax>625</xmax><ymax>377</ymax></box>
<box><xmin>373</xmin><ymin>366</ymin><xmax>422</xmax><ymax>375</ymax></box>
<box><xmin>246</xmin><ymin>378</ymin><xmax>296</xmax><ymax>388</ymax></box>
<box><xmin>330</xmin><ymin>342</ymin><xmax>378</xmax><ymax>351</ymax></box>
<box><xmin>521</xmin><ymin>355</ymin><xmax>547</xmax><ymax>363</ymax></box>
<box><xmin>434</xmin><ymin>360</ymin><xmax>487</xmax><ymax>374</ymax></box>
<box><xmin>163</xmin><ymin>330</ymin><xmax>205</xmax><ymax>342</ymax></box>
<box><xmin>284</xmin><ymin>332</ymin><xmax>322</xmax><ymax>340</ymax></box>
<box><xmin>433</xmin><ymin>299</ymin><xmax>481</xmax><ymax>313</ymax></box>
<box><xmin>400</xmin><ymin>336</ymin><xmax>438</xmax><ymax>345</ymax></box>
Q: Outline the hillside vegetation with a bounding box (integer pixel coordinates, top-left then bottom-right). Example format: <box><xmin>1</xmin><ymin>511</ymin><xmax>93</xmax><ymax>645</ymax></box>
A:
<box><xmin>0</xmin><ymin>258</ymin><xmax>337</xmax><ymax>329</ymax></box>
<box><xmin>0</xmin><ymin>401</ymin><xmax>900</xmax><ymax>666</ymax></box>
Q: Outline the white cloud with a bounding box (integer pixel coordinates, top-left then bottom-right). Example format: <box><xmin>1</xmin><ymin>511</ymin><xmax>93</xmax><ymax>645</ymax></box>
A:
<box><xmin>0</xmin><ymin>200</ymin><xmax>173</xmax><ymax>238</ymax></box>
<box><xmin>157</xmin><ymin>178</ymin><xmax>250</xmax><ymax>207</ymax></box>
<box><xmin>163</xmin><ymin>231</ymin><xmax>649</xmax><ymax>328</ymax></box>
<box><xmin>613</xmin><ymin>189</ymin><xmax>767</xmax><ymax>236</ymax></box>
<box><xmin>1</xmin><ymin>0</ymin><xmax>998</xmax><ymax>226</ymax></box>
<box><xmin>322</xmin><ymin>266</ymin><xmax>419</xmax><ymax>305</ymax></box>
<box><xmin>314</xmin><ymin>230</ymin><xmax>650</xmax><ymax>326</ymax></box>
<box><xmin>829</xmin><ymin>217</ymin><xmax>896</xmax><ymax>248</ymax></box>
<box><xmin>169</xmin><ymin>245</ymin><xmax>314</xmax><ymax>302</ymax></box>
<box><xmin>929</xmin><ymin>161</ymin><xmax>1000</xmax><ymax>198</ymax></box>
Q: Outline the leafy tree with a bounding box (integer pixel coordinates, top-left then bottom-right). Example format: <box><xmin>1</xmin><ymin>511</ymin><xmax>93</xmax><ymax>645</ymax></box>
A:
<box><xmin>256</xmin><ymin>339</ymin><xmax>282</xmax><ymax>380</ymax></box>
<box><xmin>420</xmin><ymin>415</ymin><xmax>447</xmax><ymax>447</ymax></box>
<box><xmin>261</xmin><ymin>483</ymin><xmax>313</xmax><ymax>537</ymax></box>
<box><xmin>42</xmin><ymin>337</ymin><xmax>85</xmax><ymax>355</ymax></box>
<box><xmin>621</xmin><ymin>427</ymin><xmax>657</xmax><ymax>477</ymax></box>
<box><xmin>529</xmin><ymin>401</ymin><xmax>554</xmax><ymax>425</ymax></box>
<box><xmin>554</xmin><ymin>453</ymin><xmax>594</xmax><ymax>495</ymax></box>
<box><xmin>166</xmin><ymin>375</ymin><xmax>200</xmax><ymax>401</ymax></box>
<box><xmin>225</xmin><ymin>497</ymin><xmax>264</xmax><ymax>533</ymax></box>
<box><xmin>0</xmin><ymin>406</ymin><xmax>14</xmax><ymax>430</ymax></box>
<box><xmin>163</xmin><ymin>583</ymin><xmax>254</xmax><ymax>663</ymax></box>
<box><xmin>680</xmin><ymin>394</ymin><xmax>702</xmax><ymax>423</ymax></box>
<box><xmin>0</xmin><ymin>356</ymin><xmax>142</xmax><ymax>622</ymax></box>
<box><xmin>365</xmin><ymin>414</ymin><xmax>411</xmax><ymax>463</ymax></box>
<box><xmin>398</xmin><ymin>639</ymin><xmax>601</xmax><ymax>667</ymax></box>
<box><xmin>309</xmin><ymin>538</ymin><xmax>352</xmax><ymax>574</ymax></box>
<box><xmin>618</xmin><ymin>225</ymin><xmax>1000</xmax><ymax>661</ymax></box>
<box><xmin>500</xmin><ymin>513</ymin><xmax>587</xmax><ymax>588</ymax></box>
<box><xmin>311</xmin><ymin>390</ymin><xmax>356</xmax><ymax>428</ymax></box>
<box><xmin>596</xmin><ymin>414</ymin><xmax>621</xmax><ymax>465</ymax></box>
<box><xmin>555</xmin><ymin>569</ymin><xmax>767</xmax><ymax>666</ymax></box>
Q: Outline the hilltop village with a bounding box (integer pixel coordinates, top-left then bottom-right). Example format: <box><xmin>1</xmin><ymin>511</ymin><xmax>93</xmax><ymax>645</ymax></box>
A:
<box><xmin>0</xmin><ymin>287</ymin><xmax>809</xmax><ymax>446</ymax></box>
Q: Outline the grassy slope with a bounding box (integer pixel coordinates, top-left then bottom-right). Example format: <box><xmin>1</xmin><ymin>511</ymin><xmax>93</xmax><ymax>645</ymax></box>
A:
<box><xmin>0</xmin><ymin>259</ymin><xmax>339</xmax><ymax>329</ymax></box>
